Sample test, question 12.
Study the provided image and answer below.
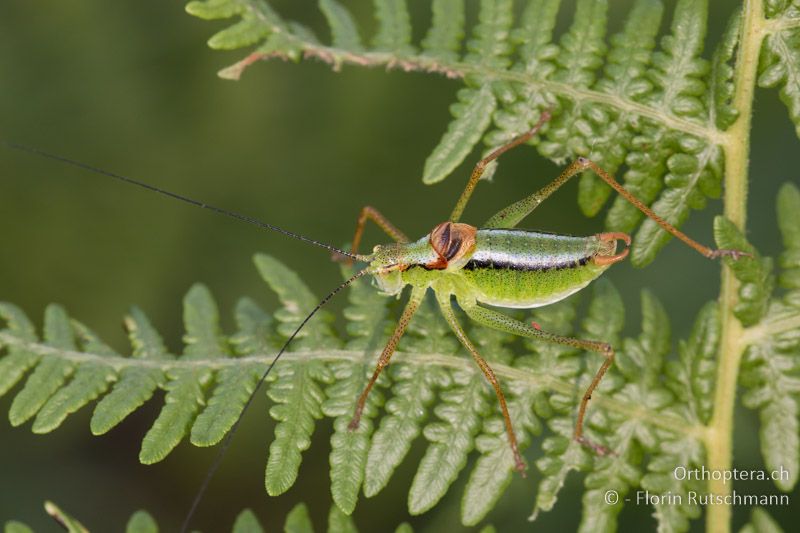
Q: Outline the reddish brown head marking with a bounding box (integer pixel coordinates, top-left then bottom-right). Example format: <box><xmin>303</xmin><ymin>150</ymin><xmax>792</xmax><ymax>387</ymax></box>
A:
<box><xmin>427</xmin><ymin>222</ymin><xmax>477</xmax><ymax>269</ymax></box>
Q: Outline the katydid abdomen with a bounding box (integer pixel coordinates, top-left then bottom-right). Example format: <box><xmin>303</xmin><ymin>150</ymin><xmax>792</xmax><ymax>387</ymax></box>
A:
<box><xmin>460</xmin><ymin>229</ymin><xmax>615</xmax><ymax>309</ymax></box>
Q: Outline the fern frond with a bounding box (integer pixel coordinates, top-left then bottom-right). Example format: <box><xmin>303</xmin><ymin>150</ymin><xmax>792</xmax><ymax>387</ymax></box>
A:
<box><xmin>260</xmin><ymin>254</ymin><xmax>337</xmax><ymax>496</ymax></box>
<box><xmin>8</xmin><ymin>304</ymin><xmax>79</xmax><ymax>428</ymax></box>
<box><xmin>364</xmin><ymin>300</ymin><xmax>452</xmax><ymax>498</ymax></box>
<box><xmin>539</xmin><ymin>0</ymin><xmax>609</xmax><ymax>169</ymax></box>
<box><xmin>572</xmin><ymin>0</ymin><xmax>664</xmax><ymax>217</ymax></box>
<box><xmin>4</xmin><ymin>522</ymin><xmax>33</xmax><ymax>533</ymax></box>
<box><xmin>665</xmin><ymin>302</ymin><xmax>719</xmax><ymax>424</ymax></box>
<box><xmin>372</xmin><ymin>0</ymin><xmax>414</xmax><ymax>55</ymax></box>
<box><xmin>528</xmin><ymin>290</ymin><xmax>589</xmax><ymax>520</ymax></box>
<box><xmin>0</xmin><ymin>303</ymin><xmax>38</xmax><ymax>397</ymax></box>
<box><xmin>760</xmin><ymin>5</ymin><xmax>800</xmax><ymax>138</ymax></box>
<box><xmin>612</xmin><ymin>0</ymin><xmax>720</xmax><ymax>266</ymax></box>
<box><xmin>6</xmin><ymin>501</ymin><xmax>418</xmax><ymax>533</ymax></box>
<box><xmin>324</xmin><ymin>265</ymin><xmax>393</xmax><ymax>514</ymax></box>
<box><xmin>31</xmin><ymin>321</ymin><xmax>116</xmax><ymax>434</ymax></box>
<box><xmin>460</xmin><ymin>328</ymin><xmax>529</xmax><ymax>526</ymax></box>
<box><xmin>578</xmin><ymin>291</ymin><xmax>672</xmax><ymax>532</ymax></box>
<box><xmin>422</xmin><ymin>85</ymin><xmax>498</xmax><ymax>185</ymax></box>
<box><xmin>319</xmin><ymin>0</ymin><xmax>363</xmax><ymax>53</ymax></box>
<box><xmin>91</xmin><ymin>307</ymin><xmax>168</xmax><ymax>435</ymax></box>
<box><xmin>740</xmin><ymin>306</ymin><xmax>800</xmax><ymax>492</ymax></box>
<box><xmin>731</xmin><ymin>183</ymin><xmax>800</xmax><ymax>493</ymax></box>
<box><xmin>284</xmin><ymin>503</ymin><xmax>313</xmax><ymax>532</ymax></box>
<box><xmin>407</xmin><ymin>347</ymin><xmax>491</xmax><ymax>515</ymax></box>
<box><xmin>714</xmin><ymin>217</ymin><xmax>774</xmax><ymax>326</ymax></box>
<box><xmin>644</xmin><ymin>303</ymin><xmax>721</xmax><ymax>531</ymax></box>
<box><xmin>740</xmin><ymin>507</ymin><xmax>786</xmax><ymax>533</ymax></box>
<box><xmin>43</xmin><ymin>501</ymin><xmax>88</xmax><ymax>533</ymax></box>
<box><xmin>776</xmin><ymin>182</ymin><xmax>800</xmax><ymax>290</ymax></box>
<box><xmin>230</xmin><ymin>509</ymin><xmax>264</xmax><ymax>533</ymax></box>
<box><xmin>181</xmin><ymin>0</ymin><xmax>777</xmax><ymax>267</ymax></box>
<box><xmin>423</xmin><ymin>0</ymin><xmax>517</xmax><ymax>185</ymax></box>
<box><xmin>126</xmin><ymin>510</ymin><xmax>158</xmax><ymax>533</ymax></box>
<box><xmin>0</xmin><ymin>249</ymin><xmax>777</xmax><ymax>528</ymax></box>
<box><xmin>710</xmin><ymin>8</ymin><xmax>741</xmax><ymax>130</ymax></box>
<box><xmin>421</xmin><ymin>0</ymin><xmax>465</xmax><ymax>62</ymax></box>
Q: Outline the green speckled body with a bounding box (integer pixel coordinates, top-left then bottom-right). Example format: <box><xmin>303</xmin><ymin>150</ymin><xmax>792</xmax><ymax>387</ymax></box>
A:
<box><xmin>456</xmin><ymin>229</ymin><xmax>610</xmax><ymax>307</ymax></box>
<box><xmin>372</xmin><ymin>228</ymin><xmax>614</xmax><ymax>309</ymax></box>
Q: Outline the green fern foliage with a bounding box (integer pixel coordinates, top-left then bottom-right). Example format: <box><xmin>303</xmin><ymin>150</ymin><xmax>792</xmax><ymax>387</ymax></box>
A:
<box><xmin>5</xmin><ymin>2</ymin><xmax>800</xmax><ymax>529</ymax></box>
<box><xmin>180</xmin><ymin>0</ymin><xmax>799</xmax><ymax>268</ymax></box>
<box><xmin>740</xmin><ymin>507</ymin><xmax>786</xmax><ymax>533</ymax></box>
<box><xmin>4</xmin><ymin>183</ymin><xmax>800</xmax><ymax>528</ymax></box>
<box><xmin>0</xmin><ymin>254</ymin><xmax>736</xmax><ymax>530</ymax></box>
<box><xmin>759</xmin><ymin>1</ymin><xmax>800</xmax><ymax>138</ymax></box>
<box><xmin>363</xmin><ymin>296</ymin><xmax>452</xmax><ymax>499</ymax></box>
<box><xmin>728</xmin><ymin>183</ymin><xmax>800</xmax><ymax>493</ymax></box>
<box><xmin>4</xmin><ymin>501</ymin><xmax>418</xmax><ymax>533</ymax></box>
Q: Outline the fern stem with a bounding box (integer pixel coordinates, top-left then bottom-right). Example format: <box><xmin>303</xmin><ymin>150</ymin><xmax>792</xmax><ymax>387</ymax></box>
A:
<box><xmin>707</xmin><ymin>1</ymin><xmax>765</xmax><ymax>532</ymax></box>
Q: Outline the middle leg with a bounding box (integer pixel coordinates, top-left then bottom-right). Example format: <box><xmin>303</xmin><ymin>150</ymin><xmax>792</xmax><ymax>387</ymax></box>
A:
<box><xmin>348</xmin><ymin>205</ymin><xmax>409</xmax><ymax>259</ymax></box>
<box><xmin>435</xmin><ymin>291</ymin><xmax>527</xmax><ymax>474</ymax></box>
<box><xmin>459</xmin><ymin>298</ymin><xmax>614</xmax><ymax>456</ymax></box>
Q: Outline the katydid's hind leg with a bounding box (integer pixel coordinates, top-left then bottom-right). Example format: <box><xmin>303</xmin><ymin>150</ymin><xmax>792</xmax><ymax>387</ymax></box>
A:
<box><xmin>449</xmin><ymin>110</ymin><xmax>551</xmax><ymax>223</ymax></box>
<box><xmin>435</xmin><ymin>292</ymin><xmax>527</xmax><ymax>474</ymax></box>
<box><xmin>484</xmin><ymin>158</ymin><xmax>590</xmax><ymax>229</ymax></box>
<box><xmin>484</xmin><ymin>156</ymin><xmax>749</xmax><ymax>261</ymax></box>
<box><xmin>336</xmin><ymin>205</ymin><xmax>409</xmax><ymax>264</ymax></box>
<box><xmin>348</xmin><ymin>287</ymin><xmax>424</xmax><ymax>430</ymax></box>
<box><xmin>459</xmin><ymin>300</ymin><xmax>614</xmax><ymax>456</ymax></box>
<box><xmin>576</xmin><ymin>158</ymin><xmax>749</xmax><ymax>260</ymax></box>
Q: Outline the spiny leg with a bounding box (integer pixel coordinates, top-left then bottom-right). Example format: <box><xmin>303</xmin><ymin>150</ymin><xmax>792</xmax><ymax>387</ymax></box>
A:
<box><xmin>351</xmin><ymin>205</ymin><xmax>409</xmax><ymax>253</ymax></box>
<box><xmin>484</xmin><ymin>157</ymin><xmax>746</xmax><ymax>260</ymax></box>
<box><xmin>483</xmin><ymin>158</ymin><xmax>598</xmax><ymax>229</ymax></box>
<box><xmin>459</xmin><ymin>299</ymin><xmax>614</xmax><ymax>456</ymax></box>
<box><xmin>577</xmin><ymin>158</ymin><xmax>746</xmax><ymax>258</ymax></box>
<box><xmin>349</xmin><ymin>286</ymin><xmax>425</xmax><ymax>430</ymax></box>
<box><xmin>339</xmin><ymin>205</ymin><xmax>409</xmax><ymax>263</ymax></box>
<box><xmin>449</xmin><ymin>110</ymin><xmax>551</xmax><ymax>223</ymax></box>
<box><xmin>435</xmin><ymin>292</ymin><xmax>526</xmax><ymax>474</ymax></box>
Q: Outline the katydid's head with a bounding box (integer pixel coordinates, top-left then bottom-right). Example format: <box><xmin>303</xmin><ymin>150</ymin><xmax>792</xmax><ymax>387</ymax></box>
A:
<box><xmin>363</xmin><ymin>242</ymin><xmax>419</xmax><ymax>295</ymax></box>
<box><xmin>364</xmin><ymin>243</ymin><xmax>430</xmax><ymax>296</ymax></box>
<box><xmin>363</xmin><ymin>222</ymin><xmax>479</xmax><ymax>295</ymax></box>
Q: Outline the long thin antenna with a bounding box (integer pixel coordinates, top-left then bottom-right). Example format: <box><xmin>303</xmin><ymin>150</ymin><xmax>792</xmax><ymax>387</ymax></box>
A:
<box><xmin>3</xmin><ymin>141</ymin><xmax>365</xmax><ymax>261</ymax></box>
<box><xmin>179</xmin><ymin>267</ymin><xmax>370</xmax><ymax>533</ymax></box>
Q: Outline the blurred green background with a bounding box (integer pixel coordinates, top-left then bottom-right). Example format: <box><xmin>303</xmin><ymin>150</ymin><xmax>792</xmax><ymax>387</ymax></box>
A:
<box><xmin>0</xmin><ymin>1</ymin><xmax>797</xmax><ymax>531</ymax></box>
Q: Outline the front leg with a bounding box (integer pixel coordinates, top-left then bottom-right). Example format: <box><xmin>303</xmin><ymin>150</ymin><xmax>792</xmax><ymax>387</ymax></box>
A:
<box><xmin>339</xmin><ymin>205</ymin><xmax>409</xmax><ymax>263</ymax></box>
<box><xmin>458</xmin><ymin>298</ymin><xmax>614</xmax><ymax>456</ymax></box>
<box><xmin>349</xmin><ymin>286</ymin><xmax>424</xmax><ymax>430</ymax></box>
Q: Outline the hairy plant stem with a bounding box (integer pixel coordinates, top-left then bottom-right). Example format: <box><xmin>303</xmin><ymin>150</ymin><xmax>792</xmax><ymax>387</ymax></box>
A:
<box><xmin>706</xmin><ymin>1</ymin><xmax>764</xmax><ymax>532</ymax></box>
